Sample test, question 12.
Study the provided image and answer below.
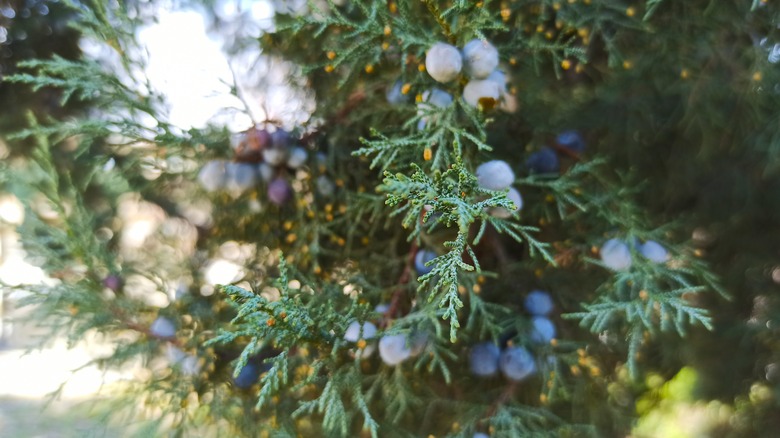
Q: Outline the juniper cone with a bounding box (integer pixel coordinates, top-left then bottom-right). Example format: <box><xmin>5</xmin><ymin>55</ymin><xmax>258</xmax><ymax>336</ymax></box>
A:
<box><xmin>425</xmin><ymin>42</ymin><xmax>463</xmax><ymax>83</ymax></box>
<box><xmin>463</xmin><ymin>79</ymin><xmax>502</xmax><ymax>109</ymax></box>
<box><xmin>462</xmin><ymin>39</ymin><xmax>500</xmax><ymax>79</ymax></box>
<box><xmin>3</xmin><ymin>0</ymin><xmax>780</xmax><ymax>437</ymax></box>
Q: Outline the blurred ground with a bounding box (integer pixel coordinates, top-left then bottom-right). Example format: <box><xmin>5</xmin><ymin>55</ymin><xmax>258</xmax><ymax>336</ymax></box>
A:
<box><xmin>0</xmin><ymin>217</ymin><xmax>127</xmax><ymax>437</ymax></box>
<box><xmin>0</xmin><ymin>309</ymin><xmax>129</xmax><ymax>437</ymax></box>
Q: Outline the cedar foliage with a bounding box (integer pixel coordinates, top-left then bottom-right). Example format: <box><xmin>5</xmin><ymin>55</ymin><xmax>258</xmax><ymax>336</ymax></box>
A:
<box><xmin>2</xmin><ymin>0</ymin><xmax>780</xmax><ymax>436</ymax></box>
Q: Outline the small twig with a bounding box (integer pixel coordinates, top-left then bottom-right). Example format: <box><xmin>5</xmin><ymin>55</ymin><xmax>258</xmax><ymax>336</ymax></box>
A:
<box><xmin>421</xmin><ymin>0</ymin><xmax>456</xmax><ymax>44</ymax></box>
<box><xmin>550</xmin><ymin>142</ymin><xmax>582</xmax><ymax>161</ymax></box>
<box><xmin>381</xmin><ymin>240</ymin><xmax>418</xmax><ymax>327</ymax></box>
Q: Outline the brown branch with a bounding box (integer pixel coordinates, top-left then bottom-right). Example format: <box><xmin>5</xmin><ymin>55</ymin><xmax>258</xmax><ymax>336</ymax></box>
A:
<box><xmin>482</xmin><ymin>380</ymin><xmax>517</xmax><ymax>421</ymax></box>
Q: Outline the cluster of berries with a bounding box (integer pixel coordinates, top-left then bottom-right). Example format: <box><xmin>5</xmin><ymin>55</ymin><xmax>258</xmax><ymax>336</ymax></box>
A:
<box><xmin>475</xmin><ymin>160</ymin><xmax>522</xmax><ymax>218</ymax></box>
<box><xmin>343</xmin><ymin>319</ymin><xmax>428</xmax><ymax>366</ymax></box>
<box><xmin>469</xmin><ymin>291</ymin><xmax>556</xmax><ymax>382</ymax></box>
<box><xmin>600</xmin><ymin>238</ymin><xmax>669</xmax><ymax>271</ymax></box>
<box><xmin>425</xmin><ymin>39</ymin><xmax>508</xmax><ymax>110</ymax></box>
<box><xmin>525</xmin><ymin>130</ymin><xmax>586</xmax><ymax>174</ymax></box>
<box><xmin>197</xmin><ymin>127</ymin><xmax>307</xmax><ymax>205</ymax></box>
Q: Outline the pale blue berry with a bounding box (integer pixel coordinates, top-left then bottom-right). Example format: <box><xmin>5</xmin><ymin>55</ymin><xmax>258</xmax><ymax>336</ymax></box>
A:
<box><xmin>417</xmin><ymin>89</ymin><xmax>454</xmax><ymax>131</ymax></box>
<box><xmin>386</xmin><ymin>80</ymin><xmax>409</xmax><ymax>105</ymax></box>
<box><xmin>414</xmin><ymin>249</ymin><xmax>437</xmax><ymax>275</ymax></box>
<box><xmin>600</xmin><ymin>238</ymin><xmax>633</xmax><ymax>271</ymax></box>
<box><xmin>420</xmin><ymin>88</ymin><xmax>454</xmax><ymax>110</ymax></box>
<box><xmin>499</xmin><ymin>346</ymin><xmax>536</xmax><ymax>381</ymax></box>
<box><xmin>166</xmin><ymin>345</ymin><xmax>201</xmax><ymax>376</ymax></box>
<box><xmin>469</xmin><ymin>342</ymin><xmax>501</xmax><ymax>377</ymax></box>
<box><xmin>286</xmin><ymin>146</ymin><xmax>308</xmax><ymax>169</ymax></box>
<box><xmin>425</xmin><ymin>42</ymin><xmax>463</xmax><ymax>83</ymax></box>
<box><xmin>379</xmin><ymin>334</ymin><xmax>412</xmax><ymax>365</ymax></box>
<box><xmin>485</xmin><ymin>70</ymin><xmax>507</xmax><ymax>96</ymax></box>
<box><xmin>474</xmin><ymin>434</ymin><xmax>490</xmax><ymax>438</ymax></box>
<box><xmin>524</xmin><ymin>290</ymin><xmax>554</xmax><ymax>316</ymax></box>
<box><xmin>225</xmin><ymin>162</ymin><xmax>258</xmax><ymax>196</ymax></box>
<box><xmin>476</xmin><ymin>160</ymin><xmax>515</xmax><ymax>191</ymax></box>
<box><xmin>179</xmin><ymin>355</ymin><xmax>201</xmax><ymax>376</ymax></box>
<box><xmin>374</xmin><ymin>303</ymin><xmax>390</xmax><ymax>314</ymax></box>
<box><xmin>640</xmin><ymin>240</ymin><xmax>669</xmax><ymax>263</ymax></box>
<box><xmin>258</xmin><ymin>162</ymin><xmax>274</xmax><ymax>182</ymax></box>
<box><xmin>150</xmin><ymin>316</ymin><xmax>176</xmax><ymax>338</ymax></box>
<box><xmin>462</xmin><ymin>39</ymin><xmax>499</xmax><ymax>79</ymax></box>
<box><xmin>530</xmin><ymin>316</ymin><xmax>556</xmax><ymax>345</ymax></box>
<box><xmin>197</xmin><ymin>160</ymin><xmax>227</xmax><ymax>192</ymax></box>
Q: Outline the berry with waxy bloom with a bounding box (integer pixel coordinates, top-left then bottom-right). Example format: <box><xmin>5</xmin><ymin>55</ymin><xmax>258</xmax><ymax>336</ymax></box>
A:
<box><xmin>462</xmin><ymin>39</ymin><xmax>499</xmax><ymax>79</ymax></box>
<box><xmin>425</xmin><ymin>42</ymin><xmax>463</xmax><ymax>83</ymax></box>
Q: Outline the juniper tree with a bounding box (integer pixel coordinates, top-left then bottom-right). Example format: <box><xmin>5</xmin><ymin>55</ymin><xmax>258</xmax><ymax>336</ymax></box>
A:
<box><xmin>3</xmin><ymin>0</ymin><xmax>780</xmax><ymax>436</ymax></box>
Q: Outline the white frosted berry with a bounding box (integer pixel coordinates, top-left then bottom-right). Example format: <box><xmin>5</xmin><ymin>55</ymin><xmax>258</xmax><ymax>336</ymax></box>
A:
<box><xmin>474</xmin><ymin>434</ymin><xmax>490</xmax><ymax>438</ymax></box>
<box><xmin>286</xmin><ymin>146</ymin><xmax>308</xmax><ymax>169</ymax></box>
<box><xmin>225</xmin><ymin>162</ymin><xmax>258</xmax><ymax>196</ymax></box>
<box><xmin>344</xmin><ymin>321</ymin><xmax>377</xmax><ymax>342</ymax></box>
<box><xmin>469</xmin><ymin>342</ymin><xmax>501</xmax><ymax>377</ymax></box>
<box><xmin>600</xmin><ymin>238</ymin><xmax>633</xmax><ymax>271</ymax></box>
<box><xmin>379</xmin><ymin>334</ymin><xmax>412</xmax><ymax>366</ymax></box>
<box><xmin>489</xmin><ymin>187</ymin><xmax>523</xmax><ymax>218</ymax></box>
<box><xmin>499</xmin><ymin>346</ymin><xmax>536</xmax><ymax>381</ymax></box>
<box><xmin>197</xmin><ymin>160</ymin><xmax>227</xmax><ymax>192</ymax></box>
<box><xmin>150</xmin><ymin>316</ymin><xmax>176</xmax><ymax>338</ymax></box>
<box><xmin>524</xmin><ymin>290</ymin><xmax>554</xmax><ymax>316</ymax></box>
<box><xmin>425</xmin><ymin>42</ymin><xmax>463</xmax><ymax>83</ymax></box>
<box><xmin>463</xmin><ymin>79</ymin><xmax>501</xmax><ymax>109</ymax></box>
<box><xmin>463</xmin><ymin>39</ymin><xmax>499</xmax><ymax>79</ymax></box>
<box><xmin>640</xmin><ymin>240</ymin><xmax>669</xmax><ymax>263</ymax></box>
<box><xmin>476</xmin><ymin>160</ymin><xmax>515</xmax><ymax>191</ymax></box>
<box><xmin>530</xmin><ymin>316</ymin><xmax>556</xmax><ymax>345</ymax></box>
<box><xmin>262</xmin><ymin>147</ymin><xmax>288</xmax><ymax>166</ymax></box>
